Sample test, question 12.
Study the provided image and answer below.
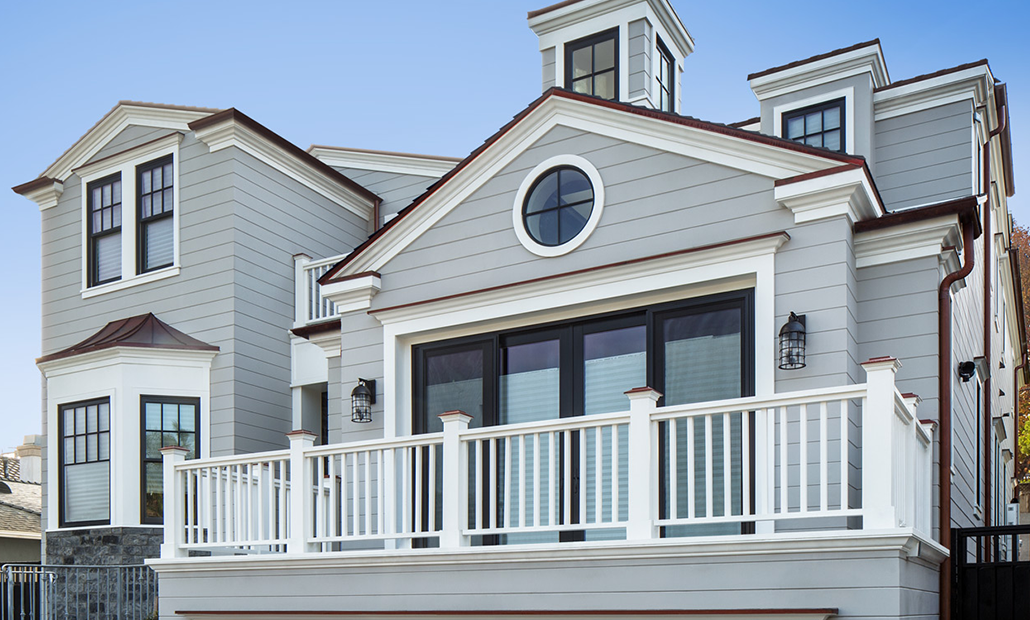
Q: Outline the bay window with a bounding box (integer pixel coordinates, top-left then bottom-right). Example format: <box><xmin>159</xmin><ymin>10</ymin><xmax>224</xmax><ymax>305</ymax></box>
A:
<box><xmin>59</xmin><ymin>398</ymin><xmax>111</xmax><ymax>527</ymax></box>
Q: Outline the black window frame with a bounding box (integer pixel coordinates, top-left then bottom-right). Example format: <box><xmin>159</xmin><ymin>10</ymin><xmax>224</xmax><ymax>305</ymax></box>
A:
<box><xmin>781</xmin><ymin>98</ymin><xmax>846</xmax><ymax>153</ymax></box>
<box><xmin>136</xmin><ymin>155</ymin><xmax>175</xmax><ymax>275</ymax></box>
<box><xmin>86</xmin><ymin>173</ymin><xmax>123</xmax><ymax>287</ymax></box>
<box><xmin>565</xmin><ymin>27</ymin><xmax>620</xmax><ymax>101</ymax></box>
<box><xmin>140</xmin><ymin>395</ymin><xmax>200</xmax><ymax>525</ymax></box>
<box><xmin>521</xmin><ymin>166</ymin><xmax>595</xmax><ymax>248</ymax></box>
<box><xmin>655</xmin><ymin>37</ymin><xmax>674</xmax><ymax>113</ymax></box>
<box><xmin>58</xmin><ymin>397</ymin><xmax>112</xmax><ymax>528</ymax></box>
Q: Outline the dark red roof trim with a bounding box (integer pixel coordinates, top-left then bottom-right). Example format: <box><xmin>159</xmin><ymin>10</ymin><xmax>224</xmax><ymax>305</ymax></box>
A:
<box><xmin>728</xmin><ymin>117</ymin><xmax>760</xmax><ymax>129</ymax></box>
<box><xmin>369</xmin><ymin>232</ymin><xmax>790</xmax><ymax>317</ymax></box>
<box><xmin>874</xmin><ymin>59</ymin><xmax>988</xmax><ymax>93</ymax></box>
<box><xmin>321</xmin><ymin>88</ymin><xmax>862</xmax><ymax>284</ymax></box>
<box><xmin>290</xmin><ymin>319</ymin><xmax>341</xmax><ymax>341</ymax></box>
<box><xmin>188</xmin><ymin>109</ymin><xmax>380</xmax><ymax>205</ymax></box>
<box><xmin>747</xmin><ymin>39</ymin><xmax>882</xmax><ymax>81</ymax></box>
<box><xmin>527</xmin><ymin>0</ymin><xmax>585</xmax><ymax>19</ymax></box>
<box><xmin>11</xmin><ymin>176</ymin><xmax>59</xmax><ymax>196</ymax></box>
<box><xmin>995</xmin><ymin>83</ymin><xmax>1015</xmax><ymax>198</ymax></box>
<box><xmin>37</xmin><ymin>313</ymin><xmax>218</xmax><ymax>364</ymax></box>
<box><xmin>177</xmin><ymin>610</ymin><xmax>839</xmax><ymax>617</ymax></box>
<box><xmin>775</xmin><ymin>163</ymin><xmax>886</xmax><ymax>215</ymax></box>
<box><xmin>316</xmin><ymin>270</ymin><xmax>381</xmax><ymax>287</ymax></box>
<box><xmin>853</xmin><ymin>195</ymin><xmax>981</xmax><ymax>237</ymax></box>
<box><xmin>1008</xmin><ymin>248</ymin><xmax>1029</xmax><ymax>384</ymax></box>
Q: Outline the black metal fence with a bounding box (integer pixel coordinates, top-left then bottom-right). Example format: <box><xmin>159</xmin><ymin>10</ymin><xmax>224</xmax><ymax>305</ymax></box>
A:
<box><xmin>952</xmin><ymin>524</ymin><xmax>1030</xmax><ymax>620</ymax></box>
<box><xmin>1</xmin><ymin>564</ymin><xmax>158</xmax><ymax>620</ymax></box>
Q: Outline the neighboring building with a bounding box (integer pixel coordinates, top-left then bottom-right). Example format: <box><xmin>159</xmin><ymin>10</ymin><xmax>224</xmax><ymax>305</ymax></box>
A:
<box><xmin>11</xmin><ymin>0</ymin><xmax>1021</xmax><ymax>618</ymax></box>
<box><xmin>0</xmin><ymin>437</ymin><xmax>43</xmax><ymax>564</ymax></box>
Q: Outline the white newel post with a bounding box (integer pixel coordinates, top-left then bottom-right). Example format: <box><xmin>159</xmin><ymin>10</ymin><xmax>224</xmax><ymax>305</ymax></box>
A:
<box><xmin>625</xmin><ymin>388</ymin><xmax>660</xmax><ymax>541</ymax></box>
<box><xmin>439</xmin><ymin>410</ymin><xmax>472</xmax><ymax>548</ymax></box>
<box><xmin>919</xmin><ymin>420</ymin><xmax>936</xmax><ymax>535</ymax></box>
<box><xmin>287</xmin><ymin>430</ymin><xmax>316</xmax><ymax>554</ymax></box>
<box><xmin>293</xmin><ymin>253</ymin><xmax>311</xmax><ymax>325</ymax></box>
<box><xmin>861</xmin><ymin>357</ymin><xmax>902</xmax><ymax>530</ymax></box>
<box><xmin>160</xmin><ymin>446</ymin><xmax>189</xmax><ymax>558</ymax></box>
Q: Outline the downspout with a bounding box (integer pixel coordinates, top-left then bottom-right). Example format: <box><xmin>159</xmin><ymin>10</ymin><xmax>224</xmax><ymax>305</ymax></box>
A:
<box><xmin>939</xmin><ymin>217</ymin><xmax>976</xmax><ymax>620</ymax></box>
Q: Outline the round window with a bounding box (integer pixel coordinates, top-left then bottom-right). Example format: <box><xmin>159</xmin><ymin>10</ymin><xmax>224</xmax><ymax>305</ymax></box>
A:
<box><xmin>522</xmin><ymin>167</ymin><xmax>594</xmax><ymax>247</ymax></box>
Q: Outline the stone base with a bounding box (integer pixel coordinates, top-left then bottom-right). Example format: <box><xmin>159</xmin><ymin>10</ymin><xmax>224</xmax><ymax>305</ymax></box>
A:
<box><xmin>45</xmin><ymin>526</ymin><xmax>162</xmax><ymax>565</ymax></box>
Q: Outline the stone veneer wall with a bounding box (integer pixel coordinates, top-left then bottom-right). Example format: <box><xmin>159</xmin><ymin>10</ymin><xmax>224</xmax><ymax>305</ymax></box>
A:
<box><xmin>45</xmin><ymin>526</ymin><xmax>162</xmax><ymax>565</ymax></box>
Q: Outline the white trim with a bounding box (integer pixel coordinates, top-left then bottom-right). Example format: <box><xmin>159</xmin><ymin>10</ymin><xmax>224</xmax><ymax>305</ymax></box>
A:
<box><xmin>192</xmin><ymin>117</ymin><xmax>374</xmax><ymax>220</ymax></box>
<box><xmin>511</xmin><ymin>154</ymin><xmax>606</xmax><ymax>257</ymax></box>
<box><xmin>750</xmin><ymin>44</ymin><xmax>887</xmax><ymax>101</ymax></box>
<box><xmin>0</xmin><ymin>530</ymin><xmax>41</xmax><ymax>541</ymax></box>
<box><xmin>307</xmin><ymin>146</ymin><xmax>458</xmax><ymax>178</ymax></box>
<box><xmin>854</xmin><ymin>216</ymin><xmax>961</xmax><ymax>269</ymax></box>
<box><xmin>78</xmin><ymin>135</ymin><xmax>182</xmax><ymax>298</ymax></box>
<box><xmin>772</xmin><ymin>86</ymin><xmax>855</xmax><ymax>155</ymax></box>
<box><xmin>18</xmin><ymin>179</ymin><xmax>64</xmax><ymax>211</ymax></box>
<box><xmin>530</xmin><ymin>0</ymin><xmax>693</xmax><ymax>59</ymax></box>
<box><xmin>872</xmin><ymin>65</ymin><xmax>991</xmax><ymax>121</ymax></box>
<box><xmin>320</xmin><ymin>273</ymin><xmax>383</xmax><ymax>315</ymax></box>
<box><xmin>773</xmin><ymin>166</ymin><xmax>879</xmax><ymax>226</ymax></box>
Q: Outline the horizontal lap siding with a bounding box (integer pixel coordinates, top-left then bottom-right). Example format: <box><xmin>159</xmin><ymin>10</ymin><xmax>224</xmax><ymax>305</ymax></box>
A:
<box><xmin>331</xmin><ymin>167</ymin><xmax>439</xmax><ymax>225</ymax></box>
<box><xmin>873</xmin><ymin>101</ymin><xmax>973</xmax><ymax>211</ymax></box>
<box><xmin>627</xmin><ymin>18</ymin><xmax>652</xmax><ymax>101</ymax></box>
<box><xmin>336</xmin><ymin>312</ymin><xmax>384</xmax><ymax>445</ymax></box>
<box><xmin>84</xmin><ymin>125</ymin><xmax>170</xmax><ymax>165</ymax></box>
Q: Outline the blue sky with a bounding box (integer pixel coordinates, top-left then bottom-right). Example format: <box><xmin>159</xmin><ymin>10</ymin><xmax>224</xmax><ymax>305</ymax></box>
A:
<box><xmin>1</xmin><ymin>0</ymin><xmax>1028</xmax><ymax>452</ymax></box>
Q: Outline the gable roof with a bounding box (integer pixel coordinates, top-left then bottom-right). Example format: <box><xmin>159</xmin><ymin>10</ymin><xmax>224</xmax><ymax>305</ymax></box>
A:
<box><xmin>37</xmin><ymin>313</ymin><xmax>219</xmax><ymax>364</ymax></box>
<box><xmin>320</xmin><ymin>88</ymin><xmax>866</xmax><ymax>285</ymax></box>
<box><xmin>747</xmin><ymin>39</ymin><xmax>886</xmax><ymax>82</ymax></box>
<box><xmin>0</xmin><ymin>477</ymin><xmax>41</xmax><ymax>537</ymax></box>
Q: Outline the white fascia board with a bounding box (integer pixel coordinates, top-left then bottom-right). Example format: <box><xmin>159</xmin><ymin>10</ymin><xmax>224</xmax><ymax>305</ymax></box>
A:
<box><xmin>336</xmin><ymin>96</ymin><xmax>839</xmax><ymax>278</ymax></box>
<box><xmin>0</xmin><ymin>530</ymin><xmax>41</xmax><ymax>540</ymax></box>
<box><xmin>735</xmin><ymin>121</ymin><xmax>761</xmax><ymax>132</ymax></box>
<box><xmin>750</xmin><ymin>44</ymin><xmax>888</xmax><ymax>101</ymax></box>
<box><xmin>530</xmin><ymin>0</ymin><xmax>693</xmax><ymax>57</ymax></box>
<box><xmin>192</xmin><ymin>118</ymin><xmax>373</xmax><ymax>220</ymax></box>
<box><xmin>305</xmin><ymin>329</ymin><xmax>341</xmax><ymax>358</ymax></box>
<box><xmin>320</xmin><ymin>273</ymin><xmax>382</xmax><ymax>315</ymax></box>
<box><xmin>854</xmin><ymin>215</ymin><xmax>961</xmax><ymax>269</ymax></box>
<box><xmin>73</xmin><ymin>132</ymin><xmax>183</xmax><ymax>180</ymax></box>
<box><xmin>873</xmin><ymin>66</ymin><xmax>990</xmax><ymax>121</ymax></box>
<box><xmin>19</xmin><ymin>179</ymin><xmax>64</xmax><ymax>211</ymax></box>
<box><xmin>38</xmin><ymin>346</ymin><xmax>218</xmax><ymax>377</ymax></box>
<box><xmin>42</xmin><ymin>103</ymin><xmax>214</xmax><ymax>182</ymax></box>
<box><xmin>308</xmin><ymin>146</ymin><xmax>458</xmax><ymax>178</ymax></box>
<box><xmin>774</xmin><ymin>167</ymin><xmax>879</xmax><ymax>226</ymax></box>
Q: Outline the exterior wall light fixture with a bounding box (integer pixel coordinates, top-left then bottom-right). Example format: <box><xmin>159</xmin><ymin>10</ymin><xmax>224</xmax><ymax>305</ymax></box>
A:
<box><xmin>778</xmin><ymin>312</ymin><xmax>807</xmax><ymax>370</ymax></box>
<box><xmin>351</xmin><ymin>378</ymin><xmax>376</xmax><ymax>423</ymax></box>
<box><xmin>957</xmin><ymin>361</ymin><xmax>976</xmax><ymax>382</ymax></box>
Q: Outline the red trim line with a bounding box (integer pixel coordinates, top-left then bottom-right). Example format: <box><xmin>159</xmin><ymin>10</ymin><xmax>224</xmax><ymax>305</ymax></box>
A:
<box><xmin>901</xmin><ymin>392</ymin><xmax>920</xmax><ymax>399</ymax></box>
<box><xmin>863</xmin><ymin>356</ymin><xmax>897</xmax><ymax>364</ymax></box>
<box><xmin>527</xmin><ymin>0</ymin><xmax>586</xmax><ymax>19</ymax></box>
<box><xmin>727</xmin><ymin>117</ymin><xmax>760</xmax><ymax>129</ymax></box>
<box><xmin>177</xmin><ymin>610</ymin><xmax>839</xmax><ymax>617</ymax></box>
<box><xmin>747</xmin><ymin>39</ymin><xmax>881</xmax><ymax>81</ymax></box>
<box><xmin>11</xmin><ymin>176</ymin><xmax>59</xmax><ymax>195</ymax></box>
<box><xmin>852</xmin><ymin>196</ymin><xmax>980</xmax><ymax>236</ymax></box>
<box><xmin>874</xmin><ymin>59</ymin><xmax>988</xmax><ymax>93</ymax></box>
<box><xmin>774</xmin><ymin>164</ymin><xmax>886</xmax><ymax>215</ymax></box>
<box><xmin>70</xmin><ymin>132</ymin><xmax>182</xmax><ymax>174</ymax></box>
<box><xmin>291</xmin><ymin>319</ymin><xmax>341</xmax><ymax>341</ymax></box>
<box><xmin>369</xmin><ymin>232</ymin><xmax>789</xmax><ymax>316</ymax></box>
<box><xmin>188</xmin><ymin>109</ymin><xmax>380</xmax><ymax>205</ymax></box>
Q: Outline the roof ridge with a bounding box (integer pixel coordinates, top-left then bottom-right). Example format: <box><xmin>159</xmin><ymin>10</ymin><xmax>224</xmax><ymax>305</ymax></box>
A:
<box><xmin>874</xmin><ymin>58</ymin><xmax>990</xmax><ymax>92</ymax></box>
<box><xmin>747</xmin><ymin>39</ymin><xmax>882</xmax><ymax>81</ymax></box>
<box><xmin>0</xmin><ymin>497</ymin><xmax>41</xmax><ymax>516</ymax></box>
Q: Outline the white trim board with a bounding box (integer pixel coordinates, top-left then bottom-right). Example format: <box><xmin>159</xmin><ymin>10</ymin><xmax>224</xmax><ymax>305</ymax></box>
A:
<box><xmin>308</xmin><ymin>146</ymin><xmax>458</xmax><ymax>178</ymax></box>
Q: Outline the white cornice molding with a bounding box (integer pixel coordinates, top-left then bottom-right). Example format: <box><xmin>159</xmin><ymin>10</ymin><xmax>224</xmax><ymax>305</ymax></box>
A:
<box><xmin>320</xmin><ymin>273</ymin><xmax>382</xmax><ymax>315</ymax></box>
<box><xmin>306</xmin><ymin>328</ymin><xmax>341</xmax><ymax>358</ymax></box>
<box><xmin>335</xmin><ymin>95</ymin><xmax>839</xmax><ymax>278</ymax></box>
<box><xmin>750</xmin><ymin>44</ymin><xmax>888</xmax><ymax>101</ymax></box>
<box><xmin>192</xmin><ymin>118</ymin><xmax>373</xmax><ymax>220</ymax></box>
<box><xmin>854</xmin><ymin>215</ymin><xmax>961</xmax><ymax>269</ymax></box>
<box><xmin>873</xmin><ymin>65</ymin><xmax>990</xmax><ymax>121</ymax></box>
<box><xmin>529</xmin><ymin>0</ymin><xmax>694</xmax><ymax>57</ymax></box>
<box><xmin>19</xmin><ymin>179</ymin><xmax>64</xmax><ymax>211</ymax></box>
<box><xmin>37</xmin><ymin>346</ymin><xmax>218</xmax><ymax>377</ymax></box>
<box><xmin>42</xmin><ymin>103</ymin><xmax>214</xmax><ymax>182</ymax></box>
<box><xmin>73</xmin><ymin>132</ymin><xmax>183</xmax><ymax>180</ymax></box>
<box><xmin>308</xmin><ymin>146</ymin><xmax>458</xmax><ymax>178</ymax></box>
<box><xmin>774</xmin><ymin>167</ymin><xmax>880</xmax><ymax>226</ymax></box>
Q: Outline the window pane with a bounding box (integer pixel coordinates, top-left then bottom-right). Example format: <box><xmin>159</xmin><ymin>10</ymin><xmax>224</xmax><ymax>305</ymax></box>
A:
<box><xmin>153</xmin><ymin>191</ymin><xmax>163</xmax><ymax>213</ymax></box>
<box><xmin>145</xmin><ymin>431</ymin><xmax>163</xmax><ymax>459</ymax></box>
<box><xmin>163</xmin><ymin>188</ymin><xmax>174</xmax><ymax>212</ymax></box>
<box><xmin>144</xmin><ymin>217</ymin><xmax>175</xmax><ymax>270</ymax></box>
<box><xmin>64</xmin><ymin>438</ymin><xmax>74</xmax><ymax>464</ymax></box>
<box><xmin>424</xmin><ymin>347</ymin><xmax>486</xmax><ymax>432</ymax></box>
<box><xmin>98</xmin><ymin>432</ymin><xmax>109</xmax><ymax>461</ymax></box>
<box><xmin>75</xmin><ymin>436</ymin><xmax>86</xmax><ymax>464</ymax></box>
<box><xmin>102</xmin><ymin>208</ymin><xmax>111</xmax><ymax>230</ymax></box>
<box><xmin>145</xmin><ymin>402</ymin><xmax>162</xmax><ymax>430</ymax></box>
<box><xmin>64</xmin><ymin>461</ymin><xmax>109</xmax><ymax>523</ymax></box>
<box><xmin>86</xmin><ymin>405</ymin><xmax>98</xmax><ymax>433</ymax></box>
<box><xmin>144</xmin><ymin>462</ymin><xmax>163</xmax><ymax>520</ymax></box>
<box><xmin>572</xmin><ymin>46</ymin><xmax>592</xmax><ymax>78</ymax></box>
<box><xmin>95</xmin><ymin>233</ymin><xmax>121</xmax><ymax>282</ymax></box>
<box><xmin>584</xmin><ymin>325</ymin><xmax>646</xmax><ymax>415</ymax></box>
<box><xmin>163</xmin><ymin>404</ymin><xmax>179</xmax><ymax>431</ymax></box>
<box><xmin>559</xmin><ymin>169</ymin><xmax>592</xmax><ymax>205</ymax></box>
<box><xmin>824</xmin><ymin>106</ymin><xmax>840</xmax><ymax>130</ymax></box>
<box><xmin>525</xmin><ymin>172</ymin><xmax>558</xmax><ymax>215</ymax></box>
<box><xmin>572</xmin><ymin>77</ymin><xmax>592</xmax><ymax>95</ymax></box>
<box><xmin>500</xmin><ymin>339</ymin><xmax>560</xmax><ymax>424</ymax></box>
<box><xmin>805</xmin><ymin>135</ymin><xmax>822</xmax><ymax>148</ymax></box>
<box><xmin>113</xmin><ymin>203</ymin><xmax>121</xmax><ymax>228</ymax></box>
<box><xmin>805</xmin><ymin>111</ymin><xmax>822</xmax><ymax>134</ymax></box>
<box><xmin>594</xmin><ymin>70</ymin><xmax>615</xmax><ymax>100</ymax></box>
<box><xmin>786</xmin><ymin>116</ymin><xmax>804</xmax><ymax>140</ymax></box>
<box><xmin>63</xmin><ymin>408</ymin><xmax>74</xmax><ymax>437</ymax></box>
<box><xmin>102</xmin><ymin>184</ymin><xmax>111</xmax><ymax>207</ymax></box>
<box><xmin>141</xmin><ymin>170</ymin><xmax>151</xmax><ymax>194</ymax></box>
<box><xmin>662</xmin><ymin>308</ymin><xmax>742</xmax><ymax>405</ymax></box>
<box><xmin>99</xmin><ymin>402</ymin><xmax>109</xmax><ymax>431</ymax></box>
<box><xmin>163</xmin><ymin>432</ymin><xmax>179</xmax><ymax>449</ymax></box>
<box><xmin>594</xmin><ymin>39</ymin><xmax>615</xmax><ymax>71</ymax></box>
<box><xmin>537</xmin><ymin>209</ymin><xmax>559</xmax><ymax>246</ymax></box>
<box><xmin>559</xmin><ymin>203</ymin><xmax>591</xmax><ymax>244</ymax></box>
<box><xmin>163</xmin><ymin>163</ymin><xmax>173</xmax><ymax>186</ymax></box>
<box><xmin>92</xmin><ymin>188</ymin><xmax>102</xmax><ymax>210</ymax></box>
<box><xmin>112</xmin><ymin>180</ymin><xmax>121</xmax><ymax>205</ymax></box>
<box><xmin>153</xmin><ymin>165</ymin><xmax>162</xmax><ymax>189</ymax></box>
<box><xmin>87</xmin><ymin>434</ymin><xmax>98</xmax><ymax>462</ymax></box>
<box><xmin>179</xmin><ymin>405</ymin><xmax>196</xmax><ymax>432</ymax></box>
<box><xmin>180</xmin><ymin>433</ymin><xmax>197</xmax><ymax>459</ymax></box>
<box><xmin>823</xmin><ymin>129</ymin><xmax>841</xmax><ymax>152</ymax></box>
<box><xmin>142</xmin><ymin>194</ymin><xmax>152</xmax><ymax>218</ymax></box>
<box><xmin>75</xmin><ymin>407</ymin><xmax>86</xmax><ymax>435</ymax></box>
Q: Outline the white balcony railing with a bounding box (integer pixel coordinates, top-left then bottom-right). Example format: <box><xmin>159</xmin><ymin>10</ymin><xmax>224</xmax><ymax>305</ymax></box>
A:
<box><xmin>160</xmin><ymin>358</ymin><xmax>934</xmax><ymax>559</ymax></box>
<box><xmin>294</xmin><ymin>254</ymin><xmax>347</xmax><ymax>326</ymax></box>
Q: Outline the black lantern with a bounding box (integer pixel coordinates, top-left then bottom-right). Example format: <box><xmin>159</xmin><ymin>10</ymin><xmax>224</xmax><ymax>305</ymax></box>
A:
<box><xmin>778</xmin><ymin>312</ymin><xmax>806</xmax><ymax>370</ymax></box>
<box><xmin>351</xmin><ymin>378</ymin><xmax>376</xmax><ymax>423</ymax></box>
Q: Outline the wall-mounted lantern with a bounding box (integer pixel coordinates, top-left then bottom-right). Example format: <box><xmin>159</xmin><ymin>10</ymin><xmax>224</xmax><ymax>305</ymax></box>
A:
<box><xmin>957</xmin><ymin>361</ymin><xmax>976</xmax><ymax>382</ymax></box>
<box><xmin>351</xmin><ymin>378</ymin><xmax>376</xmax><ymax>423</ymax></box>
<box><xmin>778</xmin><ymin>312</ymin><xmax>807</xmax><ymax>370</ymax></box>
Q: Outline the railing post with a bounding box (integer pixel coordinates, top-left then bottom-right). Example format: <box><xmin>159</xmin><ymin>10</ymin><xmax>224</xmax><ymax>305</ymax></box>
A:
<box><xmin>919</xmin><ymin>418</ymin><xmax>936</xmax><ymax>536</ymax></box>
<box><xmin>293</xmin><ymin>253</ymin><xmax>311</xmax><ymax>326</ymax></box>
<box><xmin>439</xmin><ymin>410</ymin><xmax>472</xmax><ymax>548</ymax></box>
<box><xmin>625</xmin><ymin>387</ymin><xmax>660</xmax><ymax>540</ymax></box>
<box><xmin>160</xmin><ymin>446</ymin><xmax>189</xmax><ymax>558</ymax></box>
<box><xmin>287</xmin><ymin>430</ymin><xmax>316</xmax><ymax>554</ymax></box>
<box><xmin>753</xmin><ymin>408</ymin><xmax>774</xmax><ymax>533</ymax></box>
<box><xmin>861</xmin><ymin>357</ymin><xmax>902</xmax><ymax>530</ymax></box>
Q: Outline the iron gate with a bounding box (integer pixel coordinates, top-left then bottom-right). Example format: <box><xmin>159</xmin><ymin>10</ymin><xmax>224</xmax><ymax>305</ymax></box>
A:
<box><xmin>1</xmin><ymin>564</ymin><xmax>158</xmax><ymax>620</ymax></box>
<box><xmin>952</xmin><ymin>524</ymin><xmax>1030</xmax><ymax>619</ymax></box>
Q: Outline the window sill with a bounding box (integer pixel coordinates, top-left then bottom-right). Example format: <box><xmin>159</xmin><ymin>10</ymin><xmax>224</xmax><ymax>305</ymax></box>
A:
<box><xmin>81</xmin><ymin>265</ymin><xmax>180</xmax><ymax>299</ymax></box>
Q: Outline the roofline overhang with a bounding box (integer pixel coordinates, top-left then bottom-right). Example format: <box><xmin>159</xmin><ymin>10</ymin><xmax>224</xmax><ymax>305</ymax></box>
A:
<box><xmin>37</xmin><ymin>343</ymin><xmax>219</xmax><ymax>372</ymax></box>
<box><xmin>749</xmin><ymin>40</ymin><xmax>889</xmax><ymax>100</ymax></box>
<box><xmin>308</xmin><ymin>145</ymin><xmax>460</xmax><ymax>178</ymax></box>
<box><xmin>528</xmin><ymin>0</ymin><xmax>694</xmax><ymax>58</ymax></box>
<box><xmin>853</xmin><ymin>195</ymin><xmax>982</xmax><ymax>238</ymax></box>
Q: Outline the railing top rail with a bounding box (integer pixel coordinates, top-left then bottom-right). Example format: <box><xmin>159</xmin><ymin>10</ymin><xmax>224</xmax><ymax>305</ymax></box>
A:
<box><xmin>2</xmin><ymin>563</ymin><xmax>154</xmax><ymax>570</ymax></box>
<box><xmin>305</xmin><ymin>432</ymin><xmax>444</xmax><ymax>457</ymax></box>
<box><xmin>458</xmin><ymin>410</ymin><xmax>631</xmax><ymax>440</ymax></box>
<box><xmin>953</xmin><ymin>524</ymin><xmax>1030</xmax><ymax>536</ymax></box>
<box><xmin>174</xmin><ymin>449</ymin><xmax>290</xmax><ymax>470</ymax></box>
<box><xmin>652</xmin><ymin>384</ymin><xmax>869</xmax><ymax>421</ymax></box>
<box><xmin>304</xmin><ymin>254</ymin><xmax>349</xmax><ymax>271</ymax></box>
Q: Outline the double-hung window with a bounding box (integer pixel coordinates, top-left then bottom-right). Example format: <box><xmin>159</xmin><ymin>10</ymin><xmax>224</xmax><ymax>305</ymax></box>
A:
<box><xmin>142</xmin><ymin>396</ymin><xmax>199</xmax><ymax>524</ymax></box>
<box><xmin>656</xmin><ymin>38</ymin><xmax>674</xmax><ymax>112</ymax></box>
<box><xmin>59</xmin><ymin>399</ymin><xmax>111</xmax><ymax>527</ymax></box>
<box><xmin>137</xmin><ymin>156</ymin><xmax>175</xmax><ymax>273</ymax></box>
<box><xmin>782</xmin><ymin>99</ymin><xmax>846</xmax><ymax>152</ymax></box>
<box><xmin>87</xmin><ymin>175</ymin><xmax>123</xmax><ymax>287</ymax></box>
<box><xmin>566</xmin><ymin>28</ymin><xmax>618</xmax><ymax>101</ymax></box>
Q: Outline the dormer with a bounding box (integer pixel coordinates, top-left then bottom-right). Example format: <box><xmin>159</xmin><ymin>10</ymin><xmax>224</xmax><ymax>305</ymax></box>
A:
<box><xmin>529</xmin><ymin>0</ymin><xmax>694</xmax><ymax>113</ymax></box>
<box><xmin>748</xmin><ymin>40</ymin><xmax>889</xmax><ymax>164</ymax></box>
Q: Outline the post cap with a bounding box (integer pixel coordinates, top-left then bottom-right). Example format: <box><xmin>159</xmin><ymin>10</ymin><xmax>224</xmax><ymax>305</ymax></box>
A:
<box><xmin>624</xmin><ymin>387</ymin><xmax>663</xmax><ymax>401</ymax></box>
<box><xmin>438</xmin><ymin>410</ymin><xmax>474</xmax><ymax>424</ymax></box>
<box><xmin>159</xmin><ymin>445</ymin><xmax>190</xmax><ymax>456</ymax></box>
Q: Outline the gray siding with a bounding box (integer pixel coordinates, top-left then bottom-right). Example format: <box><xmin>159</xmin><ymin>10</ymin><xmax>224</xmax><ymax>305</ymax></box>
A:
<box><xmin>85</xmin><ymin>125</ymin><xmax>171</xmax><ymax>165</ymax></box>
<box><xmin>542</xmin><ymin>47</ymin><xmax>556</xmax><ymax>92</ymax></box>
<box><xmin>331</xmin><ymin>166</ymin><xmax>438</xmax><ymax>228</ymax></box>
<box><xmin>873</xmin><ymin>100</ymin><xmax>973</xmax><ymax>211</ymax></box>
<box><xmin>335</xmin><ymin>312</ymin><xmax>384</xmax><ymax>445</ymax></box>
<box><xmin>627</xmin><ymin>19</ymin><xmax>652</xmax><ymax>103</ymax></box>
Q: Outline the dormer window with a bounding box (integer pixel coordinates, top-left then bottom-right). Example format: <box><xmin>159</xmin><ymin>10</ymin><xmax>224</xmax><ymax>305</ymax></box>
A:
<box><xmin>566</xmin><ymin>28</ymin><xmax>618</xmax><ymax>101</ymax></box>
<box><xmin>656</xmin><ymin>38</ymin><xmax>674</xmax><ymax>112</ymax></box>
<box><xmin>782</xmin><ymin>99</ymin><xmax>845</xmax><ymax>152</ymax></box>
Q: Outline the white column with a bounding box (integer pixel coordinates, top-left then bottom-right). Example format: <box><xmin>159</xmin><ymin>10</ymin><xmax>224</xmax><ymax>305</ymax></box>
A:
<box><xmin>861</xmin><ymin>357</ymin><xmax>902</xmax><ymax>530</ymax></box>
<box><xmin>919</xmin><ymin>420</ymin><xmax>936</xmax><ymax>536</ymax></box>
<box><xmin>625</xmin><ymin>387</ymin><xmax>660</xmax><ymax>541</ymax></box>
<box><xmin>439</xmin><ymin>410</ymin><xmax>472</xmax><ymax>548</ymax></box>
<box><xmin>287</xmin><ymin>430</ymin><xmax>316</xmax><ymax>554</ymax></box>
<box><xmin>293</xmin><ymin>253</ymin><xmax>311</xmax><ymax>327</ymax></box>
<box><xmin>160</xmin><ymin>446</ymin><xmax>189</xmax><ymax>559</ymax></box>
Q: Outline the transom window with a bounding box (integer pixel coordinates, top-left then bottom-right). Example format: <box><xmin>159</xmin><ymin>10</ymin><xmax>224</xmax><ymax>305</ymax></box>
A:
<box><xmin>782</xmin><ymin>99</ymin><xmax>845</xmax><ymax>152</ymax></box>
<box><xmin>87</xmin><ymin>174</ymin><xmax>123</xmax><ymax>286</ymax></box>
<box><xmin>656</xmin><ymin>39</ymin><xmax>674</xmax><ymax>112</ymax></box>
<box><xmin>142</xmin><ymin>396</ymin><xmax>199</xmax><ymax>524</ymax></box>
<box><xmin>566</xmin><ymin>28</ymin><xmax>618</xmax><ymax>101</ymax></box>
<box><xmin>59</xmin><ymin>398</ymin><xmax>111</xmax><ymax>527</ymax></box>
<box><xmin>138</xmin><ymin>156</ymin><xmax>175</xmax><ymax>273</ymax></box>
<box><xmin>522</xmin><ymin>167</ymin><xmax>594</xmax><ymax>247</ymax></box>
